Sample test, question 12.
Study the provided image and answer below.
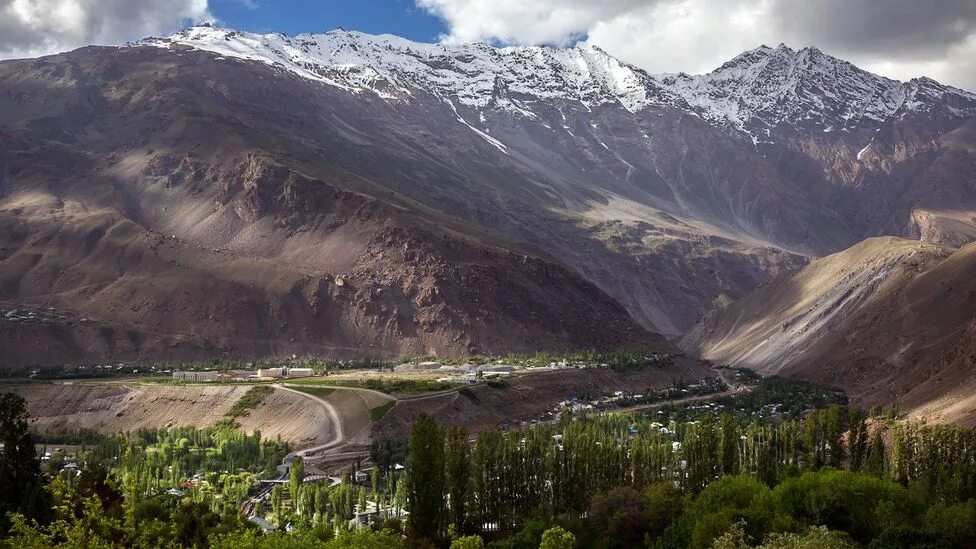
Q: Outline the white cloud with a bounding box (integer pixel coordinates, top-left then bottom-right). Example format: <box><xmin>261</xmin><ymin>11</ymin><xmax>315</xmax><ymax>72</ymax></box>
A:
<box><xmin>858</xmin><ymin>33</ymin><xmax>976</xmax><ymax>90</ymax></box>
<box><xmin>416</xmin><ymin>0</ymin><xmax>649</xmax><ymax>46</ymax></box>
<box><xmin>0</xmin><ymin>0</ymin><xmax>213</xmax><ymax>60</ymax></box>
<box><xmin>417</xmin><ymin>0</ymin><xmax>976</xmax><ymax>91</ymax></box>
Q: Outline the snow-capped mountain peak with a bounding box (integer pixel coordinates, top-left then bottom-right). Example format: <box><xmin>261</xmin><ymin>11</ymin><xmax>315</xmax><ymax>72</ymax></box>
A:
<box><xmin>657</xmin><ymin>42</ymin><xmax>976</xmax><ymax>138</ymax></box>
<box><xmin>140</xmin><ymin>25</ymin><xmax>660</xmax><ymax>113</ymax></box>
<box><xmin>661</xmin><ymin>43</ymin><xmax>901</xmax><ymax>136</ymax></box>
<box><xmin>137</xmin><ymin>26</ymin><xmax>976</xmax><ymax>140</ymax></box>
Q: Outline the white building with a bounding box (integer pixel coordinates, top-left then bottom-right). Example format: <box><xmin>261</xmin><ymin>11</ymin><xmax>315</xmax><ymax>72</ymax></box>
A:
<box><xmin>437</xmin><ymin>373</ymin><xmax>478</xmax><ymax>384</ymax></box>
<box><xmin>172</xmin><ymin>370</ymin><xmax>218</xmax><ymax>382</ymax></box>
<box><xmin>258</xmin><ymin>367</ymin><xmax>313</xmax><ymax>378</ymax></box>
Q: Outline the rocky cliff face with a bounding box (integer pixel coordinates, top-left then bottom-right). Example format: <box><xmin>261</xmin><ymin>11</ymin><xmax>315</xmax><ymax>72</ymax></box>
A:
<box><xmin>1</xmin><ymin>27</ymin><xmax>975</xmax><ymax>365</ymax></box>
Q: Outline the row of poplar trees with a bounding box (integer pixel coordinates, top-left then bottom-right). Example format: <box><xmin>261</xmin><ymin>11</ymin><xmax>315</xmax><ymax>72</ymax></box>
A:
<box><xmin>403</xmin><ymin>407</ymin><xmax>976</xmax><ymax>541</ymax></box>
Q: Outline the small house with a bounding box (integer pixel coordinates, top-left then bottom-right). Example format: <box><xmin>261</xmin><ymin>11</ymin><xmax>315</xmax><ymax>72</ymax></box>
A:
<box><xmin>248</xmin><ymin>516</ymin><xmax>276</xmax><ymax>533</ymax></box>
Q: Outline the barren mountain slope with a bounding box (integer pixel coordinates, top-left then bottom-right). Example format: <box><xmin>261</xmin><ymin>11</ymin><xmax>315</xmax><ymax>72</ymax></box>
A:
<box><xmin>683</xmin><ymin>237</ymin><xmax>976</xmax><ymax>416</ymax></box>
<box><xmin>127</xmin><ymin>29</ymin><xmax>976</xmax><ymax>331</ymax></box>
<box><xmin>0</xmin><ymin>47</ymin><xmax>658</xmax><ymax>366</ymax></box>
<box><xmin>2</xmin><ymin>28</ymin><xmax>976</xmax><ymax>365</ymax></box>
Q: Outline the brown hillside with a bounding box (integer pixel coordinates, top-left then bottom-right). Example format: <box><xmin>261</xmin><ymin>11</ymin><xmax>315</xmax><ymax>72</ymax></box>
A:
<box><xmin>683</xmin><ymin>237</ymin><xmax>976</xmax><ymax>422</ymax></box>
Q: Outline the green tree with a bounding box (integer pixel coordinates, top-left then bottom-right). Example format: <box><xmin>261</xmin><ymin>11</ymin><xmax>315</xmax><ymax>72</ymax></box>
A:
<box><xmin>588</xmin><ymin>486</ymin><xmax>647</xmax><ymax>546</ymax></box>
<box><xmin>0</xmin><ymin>392</ymin><xmax>49</xmax><ymax>531</ymax></box>
<box><xmin>719</xmin><ymin>413</ymin><xmax>738</xmax><ymax>475</ymax></box>
<box><xmin>539</xmin><ymin>525</ymin><xmax>576</xmax><ymax>549</ymax></box>
<box><xmin>687</xmin><ymin>475</ymin><xmax>773</xmax><ymax>549</ymax></box>
<box><xmin>710</xmin><ymin>520</ymin><xmax>750</xmax><ymax>549</ymax></box>
<box><xmin>450</xmin><ymin>534</ymin><xmax>486</xmax><ymax>548</ymax></box>
<box><xmin>290</xmin><ymin>457</ymin><xmax>305</xmax><ymax>505</ymax></box>
<box><xmin>924</xmin><ymin>500</ymin><xmax>976</xmax><ymax>546</ymax></box>
<box><xmin>865</xmin><ymin>429</ymin><xmax>887</xmax><ymax>477</ymax></box>
<box><xmin>325</xmin><ymin>528</ymin><xmax>405</xmax><ymax>548</ymax></box>
<box><xmin>822</xmin><ymin>407</ymin><xmax>843</xmax><ymax>468</ymax></box>
<box><xmin>407</xmin><ymin>413</ymin><xmax>445</xmax><ymax>540</ymax></box>
<box><xmin>712</xmin><ymin>523</ymin><xmax>857</xmax><ymax>549</ymax></box>
<box><xmin>643</xmin><ymin>481</ymin><xmax>685</xmax><ymax>541</ymax></box>
<box><xmin>444</xmin><ymin>424</ymin><xmax>471</xmax><ymax>536</ymax></box>
<box><xmin>371</xmin><ymin>467</ymin><xmax>381</xmax><ymax>508</ymax></box>
<box><xmin>759</xmin><ymin>526</ymin><xmax>856</xmax><ymax>548</ymax></box>
<box><xmin>847</xmin><ymin>409</ymin><xmax>868</xmax><ymax>471</ymax></box>
<box><xmin>358</xmin><ymin>486</ymin><xmax>368</xmax><ymax>513</ymax></box>
<box><xmin>173</xmin><ymin>499</ymin><xmax>221</xmax><ymax>548</ymax></box>
<box><xmin>271</xmin><ymin>485</ymin><xmax>284</xmax><ymax>526</ymax></box>
<box><xmin>802</xmin><ymin>413</ymin><xmax>821</xmax><ymax>470</ymax></box>
<box><xmin>772</xmin><ymin>469</ymin><xmax>911</xmax><ymax>543</ymax></box>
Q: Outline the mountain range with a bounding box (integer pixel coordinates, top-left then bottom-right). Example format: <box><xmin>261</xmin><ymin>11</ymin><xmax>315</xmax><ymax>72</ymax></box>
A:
<box><xmin>1</xmin><ymin>25</ymin><xmax>975</xmax><ymax>418</ymax></box>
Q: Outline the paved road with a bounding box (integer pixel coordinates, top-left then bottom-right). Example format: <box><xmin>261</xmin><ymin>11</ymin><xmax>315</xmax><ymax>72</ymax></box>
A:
<box><xmin>595</xmin><ymin>368</ymin><xmax>752</xmax><ymax>416</ymax></box>
<box><xmin>529</xmin><ymin>368</ymin><xmax>753</xmax><ymax>428</ymax></box>
<box><xmin>608</xmin><ymin>387</ymin><xmax>738</xmax><ymax>416</ymax></box>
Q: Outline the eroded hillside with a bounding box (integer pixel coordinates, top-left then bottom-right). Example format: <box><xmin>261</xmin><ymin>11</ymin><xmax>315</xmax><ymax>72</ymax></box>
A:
<box><xmin>683</xmin><ymin>237</ymin><xmax>976</xmax><ymax>422</ymax></box>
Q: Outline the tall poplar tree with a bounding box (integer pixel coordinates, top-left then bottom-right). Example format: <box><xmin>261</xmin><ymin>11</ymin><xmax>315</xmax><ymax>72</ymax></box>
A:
<box><xmin>444</xmin><ymin>424</ymin><xmax>471</xmax><ymax>536</ymax></box>
<box><xmin>848</xmin><ymin>408</ymin><xmax>868</xmax><ymax>471</ymax></box>
<box><xmin>407</xmin><ymin>413</ymin><xmax>445</xmax><ymax>540</ymax></box>
<box><xmin>719</xmin><ymin>413</ymin><xmax>738</xmax><ymax>475</ymax></box>
<box><xmin>823</xmin><ymin>406</ymin><xmax>843</xmax><ymax>468</ymax></box>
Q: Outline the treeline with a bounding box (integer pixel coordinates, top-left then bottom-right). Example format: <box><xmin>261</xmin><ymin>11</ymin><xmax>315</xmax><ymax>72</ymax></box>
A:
<box><xmin>397</xmin><ymin>409</ymin><xmax>976</xmax><ymax>546</ymax></box>
<box><xmin>86</xmin><ymin>424</ymin><xmax>291</xmax><ymax>482</ymax></box>
<box><xmin>32</xmin><ymin>426</ymin><xmax>106</xmax><ymax>446</ymax></box>
<box><xmin>494</xmin><ymin>348</ymin><xmax>674</xmax><ymax>371</ymax></box>
<box><xmin>0</xmin><ymin>391</ymin><xmax>302</xmax><ymax>547</ymax></box>
<box><xmin>264</xmin><ymin>461</ymin><xmax>408</xmax><ymax>534</ymax></box>
<box><xmin>7</xmin><ymin>387</ymin><xmax>976</xmax><ymax>547</ymax></box>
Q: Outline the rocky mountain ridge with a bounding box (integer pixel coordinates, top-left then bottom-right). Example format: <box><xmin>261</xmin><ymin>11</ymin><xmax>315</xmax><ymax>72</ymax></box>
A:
<box><xmin>142</xmin><ymin>26</ymin><xmax>976</xmax><ymax>140</ymax></box>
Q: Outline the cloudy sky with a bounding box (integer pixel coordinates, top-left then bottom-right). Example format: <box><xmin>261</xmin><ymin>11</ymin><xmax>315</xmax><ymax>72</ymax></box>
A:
<box><xmin>2</xmin><ymin>0</ymin><xmax>975</xmax><ymax>90</ymax></box>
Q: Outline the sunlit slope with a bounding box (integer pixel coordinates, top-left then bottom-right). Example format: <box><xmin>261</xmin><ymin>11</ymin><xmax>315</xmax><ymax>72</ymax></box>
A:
<box><xmin>683</xmin><ymin>237</ymin><xmax>976</xmax><ymax>419</ymax></box>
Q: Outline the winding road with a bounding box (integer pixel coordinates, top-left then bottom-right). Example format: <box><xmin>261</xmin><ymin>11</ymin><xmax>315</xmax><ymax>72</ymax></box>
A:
<box><xmin>272</xmin><ymin>368</ymin><xmax>751</xmax><ymax>466</ymax></box>
<box><xmin>274</xmin><ymin>385</ymin><xmax>346</xmax><ymax>456</ymax></box>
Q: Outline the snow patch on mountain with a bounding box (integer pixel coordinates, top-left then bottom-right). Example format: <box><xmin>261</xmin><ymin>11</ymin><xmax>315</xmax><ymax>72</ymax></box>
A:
<box><xmin>658</xmin><ymin>44</ymin><xmax>976</xmax><ymax>139</ymax></box>
<box><xmin>140</xmin><ymin>25</ymin><xmax>662</xmax><ymax>113</ymax></box>
<box><xmin>138</xmin><ymin>26</ymin><xmax>976</xmax><ymax>141</ymax></box>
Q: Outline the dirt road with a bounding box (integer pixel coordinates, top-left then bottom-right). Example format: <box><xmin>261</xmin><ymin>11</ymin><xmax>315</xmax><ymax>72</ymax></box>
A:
<box><xmin>274</xmin><ymin>385</ymin><xmax>346</xmax><ymax>456</ymax></box>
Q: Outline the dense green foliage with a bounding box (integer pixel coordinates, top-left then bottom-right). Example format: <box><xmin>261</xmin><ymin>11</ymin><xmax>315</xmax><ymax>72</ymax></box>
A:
<box><xmin>83</xmin><ymin>424</ymin><xmax>290</xmax><ymax>486</ymax></box>
<box><xmin>653</xmin><ymin>377</ymin><xmax>847</xmax><ymax>424</ymax></box>
<box><xmin>354</xmin><ymin>377</ymin><xmax>459</xmax><ymax>395</ymax></box>
<box><xmin>392</xmin><ymin>406</ymin><xmax>976</xmax><ymax>547</ymax></box>
<box><xmin>407</xmin><ymin>414</ymin><xmax>446</xmax><ymax>539</ymax></box>
<box><xmin>0</xmin><ymin>393</ymin><xmax>49</xmax><ymax>533</ymax></box>
<box><xmin>7</xmin><ymin>379</ymin><xmax>976</xmax><ymax>548</ymax></box>
<box><xmin>32</xmin><ymin>426</ymin><xmax>107</xmax><ymax>446</ymax></box>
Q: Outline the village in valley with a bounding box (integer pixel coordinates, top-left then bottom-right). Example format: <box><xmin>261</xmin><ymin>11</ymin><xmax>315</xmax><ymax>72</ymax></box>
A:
<box><xmin>16</xmin><ymin>347</ymin><xmax>855</xmax><ymax>542</ymax></box>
